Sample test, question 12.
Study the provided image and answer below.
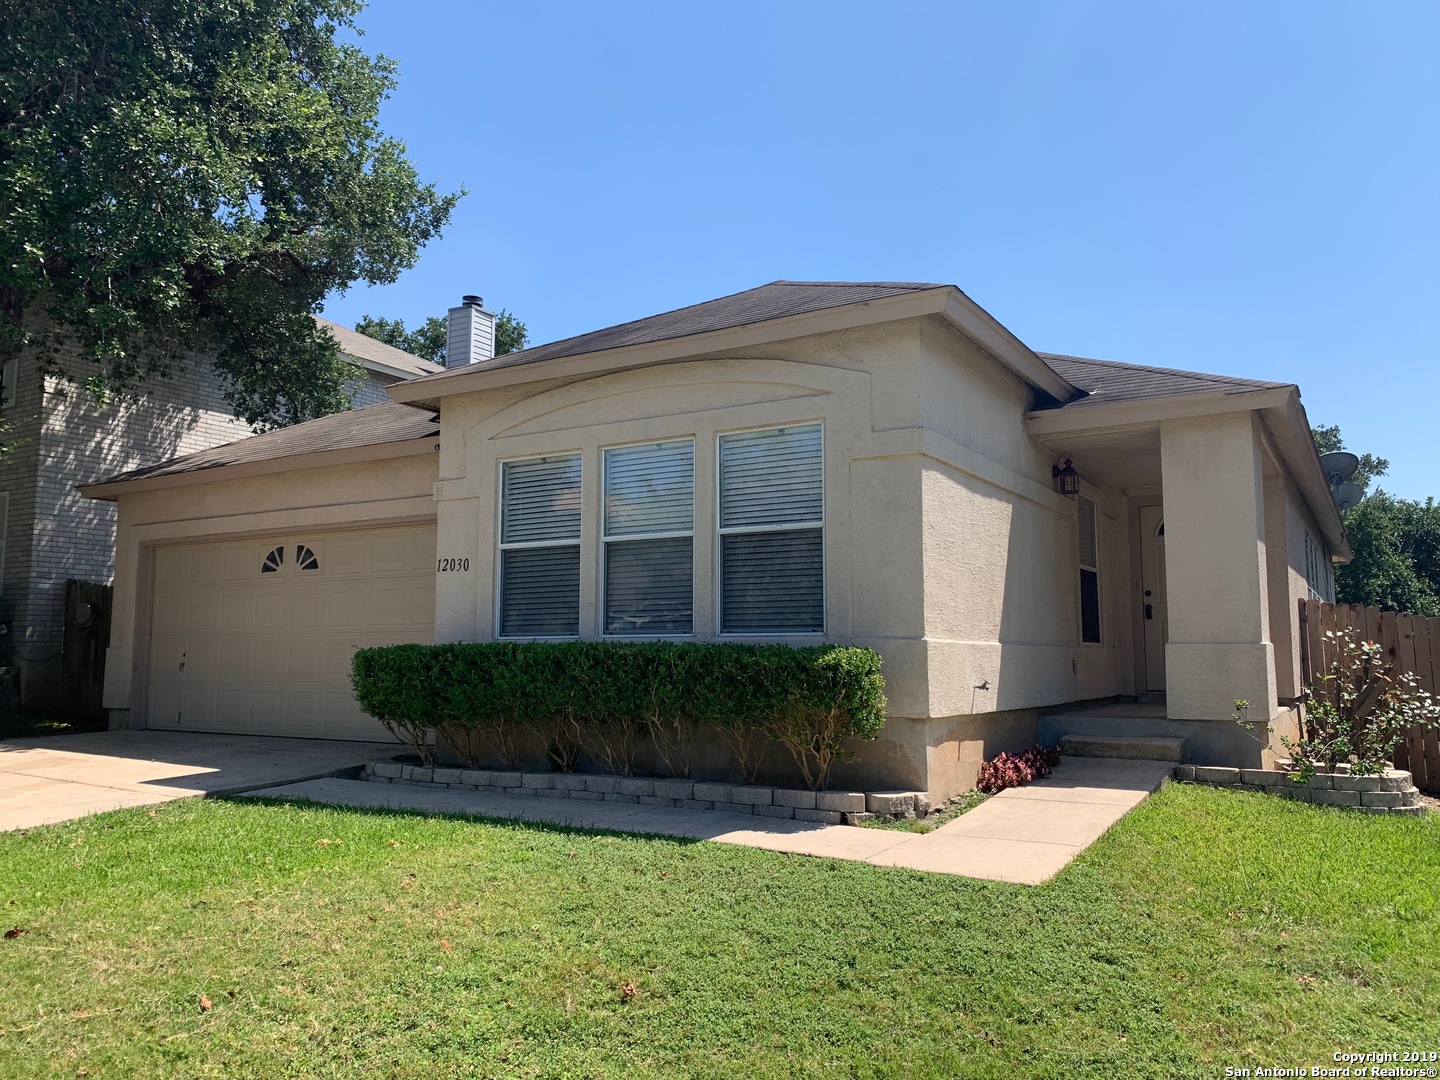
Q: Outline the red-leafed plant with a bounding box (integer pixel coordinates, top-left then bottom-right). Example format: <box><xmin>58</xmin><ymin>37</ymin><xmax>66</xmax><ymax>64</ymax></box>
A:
<box><xmin>977</xmin><ymin>745</ymin><xmax>1062</xmax><ymax>794</ymax></box>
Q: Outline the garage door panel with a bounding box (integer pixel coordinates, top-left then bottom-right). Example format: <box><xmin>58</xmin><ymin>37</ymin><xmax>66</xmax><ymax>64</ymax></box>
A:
<box><xmin>220</xmin><ymin>588</ymin><xmax>256</xmax><ymax>630</ymax></box>
<box><xmin>330</xmin><ymin>588</ymin><xmax>365</xmax><ymax>626</ymax></box>
<box><xmin>146</xmin><ymin>524</ymin><xmax>432</xmax><ymax>740</ymax></box>
<box><xmin>187</xmin><ymin>592</ymin><xmax>222</xmax><ymax>631</ymax></box>
<box><xmin>369</xmin><ymin>531</ymin><xmax>412</xmax><ymax>572</ymax></box>
<box><xmin>155</xmin><ymin>547</ymin><xmax>189</xmax><ymax>585</ymax></box>
<box><xmin>215</xmin><ymin>638</ymin><xmax>252</xmax><ymax>680</ymax></box>
<box><xmin>254</xmin><ymin>591</ymin><xmax>290</xmax><ymax>628</ymax></box>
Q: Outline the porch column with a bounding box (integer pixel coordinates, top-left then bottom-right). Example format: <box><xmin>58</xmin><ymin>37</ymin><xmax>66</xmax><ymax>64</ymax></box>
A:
<box><xmin>1159</xmin><ymin>412</ymin><xmax>1276</xmax><ymax>722</ymax></box>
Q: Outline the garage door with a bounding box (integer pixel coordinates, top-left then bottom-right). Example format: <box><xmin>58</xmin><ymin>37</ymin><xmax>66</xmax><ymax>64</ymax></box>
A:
<box><xmin>147</xmin><ymin>524</ymin><xmax>436</xmax><ymax>740</ymax></box>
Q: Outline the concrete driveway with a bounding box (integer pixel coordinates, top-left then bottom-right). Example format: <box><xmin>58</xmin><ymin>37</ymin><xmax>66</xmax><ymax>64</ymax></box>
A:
<box><xmin>0</xmin><ymin>731</ymin><xmax>394</xmax><ymax>831</ymax></box>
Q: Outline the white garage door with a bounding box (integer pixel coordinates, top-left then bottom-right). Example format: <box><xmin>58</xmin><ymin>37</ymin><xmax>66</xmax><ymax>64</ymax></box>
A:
<box><xmin>147</xmin><ymin>524</ymin><xmax>436</xmax><ymax>740</ymax></box>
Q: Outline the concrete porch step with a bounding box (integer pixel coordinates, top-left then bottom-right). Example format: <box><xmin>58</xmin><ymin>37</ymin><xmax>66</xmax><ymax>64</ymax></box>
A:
<box><xmin>1058</xmin><ymin>734</ymin><xmax>1188</xmax><ymax>762</ymax></box>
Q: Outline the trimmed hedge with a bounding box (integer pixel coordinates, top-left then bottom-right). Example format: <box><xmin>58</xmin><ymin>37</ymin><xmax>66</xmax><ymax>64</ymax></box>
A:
<box><xmin>351</xmin><ymin>641</ymin><xmax>887</xmax><ymax>790</ymax></box>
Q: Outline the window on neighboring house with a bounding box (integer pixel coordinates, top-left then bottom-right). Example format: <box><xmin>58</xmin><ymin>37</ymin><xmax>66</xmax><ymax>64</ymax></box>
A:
<box><xmin>0</xmin><ymin>360</ymin><xmax>14</xmax><ymax>410</ymax></box>
<box><xmin>1078</xmin><ymin>494</ymin><xmax>1101</xmax><ymax>644</ymax></box>
<box><xmin>603</xmin><ymin>440</ymin><xmax>694</xmax><ymax>635</ymax></box>
<box><xmin>499</xmin><ymin>454</ymin><xmax>582</xmax><ymax>637</ymax></box>
<box><xmin>717</xmin><ymin>424</ymin><xmax>824</xmax><ymax>634</ymax></box>
<box><xmin>0</xmin><ymin>492</ymin><xmax>8</xmax><ymax>595</ymax></box>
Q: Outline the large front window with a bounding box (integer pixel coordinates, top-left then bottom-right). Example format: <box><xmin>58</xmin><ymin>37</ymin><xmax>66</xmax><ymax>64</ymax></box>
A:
<box><xmin>717</xmin><ymin>424</ymin><xmax>824</xmax><ymax>634</ymax></box>
<box><xmin>499</xmin><ymin>454</ymin><xmax>582</xmax><ymax>636</ymax></box>
<box><xmin>603</xmin><ymin>440</ymin><xmax>694</xmax><ymax>635</ymax></box>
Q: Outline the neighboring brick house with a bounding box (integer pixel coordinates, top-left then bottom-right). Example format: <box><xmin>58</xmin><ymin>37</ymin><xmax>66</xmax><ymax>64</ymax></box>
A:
<box><xmin>0</xmin><ymin>317</ymin><xmax>440</xmax><ymax>710</ymax></box>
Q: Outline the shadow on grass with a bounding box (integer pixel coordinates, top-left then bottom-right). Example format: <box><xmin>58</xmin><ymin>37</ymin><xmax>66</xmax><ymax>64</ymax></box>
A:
<box><xmin>216</xmin><ymin>792</ymin><xmax>713</xmax><ymax>848</ymax></box>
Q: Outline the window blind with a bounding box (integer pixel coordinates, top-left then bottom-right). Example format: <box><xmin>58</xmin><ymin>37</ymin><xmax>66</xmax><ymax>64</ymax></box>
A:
<box><xmin>500</xmin><ymin>546</ymin><xmax>581</xmax><ymax>637</ymax></box>
<box><xmin>1077</xmin><ymin>494</ymin><xmax>1100</xmax><ymax>643</ymax></box>
<box><xmin>502</xmin><ymin>456</ymin><xmax>581</xmax><ymax>545</ymax></box>
<box><xmin>604</xmin><ymin>441</ymin><xmax>694</xmax><ymax>536</ymax></box>
<box><xmin>718</xmin><ymin>424</ymin><xmax>823</xmax><ymax>634</ymax></box>
<box><xmin>500</xmin><ymin>454</ymin><xmax>581</xmax><ymax>636</ymax></box>
<box><xmin>719</xmin><ymin>425</ymin><xmax>823</xmax><ymax>529</ymax></box>
<box><xmin>1077</xmin><ymin>495</ymin><xmax>1098</xmax><ymax>570</ymax></box>
<box><xmin>604</xmin><ymin>441</ymin><xmax>693</xmax><ymax>636</ymax></box>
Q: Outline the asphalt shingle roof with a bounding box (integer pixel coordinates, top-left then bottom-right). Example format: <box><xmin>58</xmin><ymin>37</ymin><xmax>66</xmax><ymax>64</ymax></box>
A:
<box><xmin>83</xmin><ymin>283</ymin><xmax>1300</xmax><ymax>493</ymax></box>
<box><xmin>82</xmin><ymin>401</ymin><xmax>438</xmax><ymax>491</ymax></box>
<box><xmin>409</xmin><ymin>280</ymin><xmax>948</xmax><ymax>382</ymax></box>
<box><xmin>315</xmin><ymin>316</ymin><xmax>443</xmax><ymax>378</ymax></box>
<box><xmin>1037</xmin><ymin>352</ymin><xmax>1288</xmax><ymax>409</ymax></box>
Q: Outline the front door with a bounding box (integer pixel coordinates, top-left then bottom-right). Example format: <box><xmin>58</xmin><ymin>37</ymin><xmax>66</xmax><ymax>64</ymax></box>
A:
<box><xmin>1139</xmin><ymin>504</ymin><xmax>1168</xmax><ymax>692</ymax></box>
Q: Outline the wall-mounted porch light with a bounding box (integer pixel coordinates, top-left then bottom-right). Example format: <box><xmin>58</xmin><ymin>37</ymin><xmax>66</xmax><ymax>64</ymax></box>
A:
<box><xmin>1052</xmin><ymin>455</ymin><xmax>1080</xmax><ymax>496</ymax></box>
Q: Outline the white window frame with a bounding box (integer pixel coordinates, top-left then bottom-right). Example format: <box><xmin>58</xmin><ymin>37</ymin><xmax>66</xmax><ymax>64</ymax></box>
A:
<box><xmin>601</xmin><ymin>437</ymin><xmax>696</xmax><ymax>638</ymax></box>
<box><xmin>495</xmin><ymin>452</ymin><xmax>583</xmax><ymax>640</ymax></box>
<box><xmin>1077</xmin><ymin>493</ymin><xmax>1102</xmax><ymax>645</ymax></box>
<box><xmin>714</xmin><ymin>421</ymin><xmax>826</xmax><ymax>637</ymax></box>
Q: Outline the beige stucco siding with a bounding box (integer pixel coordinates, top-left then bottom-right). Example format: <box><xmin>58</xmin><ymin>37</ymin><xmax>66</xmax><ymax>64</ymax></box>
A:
<box><xmin>102</xmin><ymin>453</ymin><xmax>437</xmax><ymax>721</ymax></box>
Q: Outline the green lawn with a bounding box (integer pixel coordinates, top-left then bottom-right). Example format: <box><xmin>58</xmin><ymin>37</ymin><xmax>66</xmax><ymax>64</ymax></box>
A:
<box><xmin>0</xmin><ymin>785</ymin><xmax>1435</xmax><ymax>1079</ymax></box>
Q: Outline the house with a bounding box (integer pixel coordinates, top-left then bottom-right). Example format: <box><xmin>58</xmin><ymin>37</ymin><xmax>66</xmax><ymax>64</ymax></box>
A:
<box><xmin>0</xmin><ymin>317</ymin><xmax>441</xmax><ymax>710</ymax></box>
<box><xmin>79</xmin><ymin>284</ymin><xmax>1346</xmax><ymax>798</ymax></box>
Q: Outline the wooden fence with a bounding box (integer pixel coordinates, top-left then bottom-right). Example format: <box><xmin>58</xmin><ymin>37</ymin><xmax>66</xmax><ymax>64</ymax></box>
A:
<box><xmin>1297</xmin><ymin>598</ymin><xmax>1440</xmax><ymax>792</ymax></box>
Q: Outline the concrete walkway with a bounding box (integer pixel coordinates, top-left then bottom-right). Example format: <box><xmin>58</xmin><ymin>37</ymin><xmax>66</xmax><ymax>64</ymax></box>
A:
<box><xmin>240</xmin><ymin>757</ymin><xmax>1173</xmax><ymax>885</ymax></box>
<box><xmin>0</xmin><ymin>731</ymin><xmax>393</xmax><ymax>831</ymax></box>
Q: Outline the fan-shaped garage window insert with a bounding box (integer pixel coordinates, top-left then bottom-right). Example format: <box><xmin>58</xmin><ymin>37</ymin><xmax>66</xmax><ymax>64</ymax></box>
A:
<box><xmin>296</xmin><ymin>544</ymin><xmax>320</xmax><ymax>572</ymax></box>
<box><xmin>261</xmin><ymin>546</ymin><xmax>284</xmax><ymax>573</ymax></box>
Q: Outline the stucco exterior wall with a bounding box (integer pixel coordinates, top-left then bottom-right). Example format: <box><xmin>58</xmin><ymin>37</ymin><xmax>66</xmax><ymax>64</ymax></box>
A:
<box><xmin>102</xmin><ymin>451</ymin><xmax>438</xmax><ymax>724</ymax></box>
<box><xmin>420</xmin><ymin>315</ymin><xmax>1137</xmax><ymax>796</ymax></box>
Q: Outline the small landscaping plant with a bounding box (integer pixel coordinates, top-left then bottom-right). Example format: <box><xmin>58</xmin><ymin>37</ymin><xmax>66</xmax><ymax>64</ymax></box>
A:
<box><xmin>1287</xmin><ymin>627</ymin><xmax>1440</xmax><ymax>781</ymax></box>
<box><xmin>976</xmin><ymin>745</ymin><xmax>1062</xmax><ymax>794</ymax></box>
<box><xmin>351</xmin><ymin>640</ymin><xmax>888</xmax><ymax>789</ymax></box>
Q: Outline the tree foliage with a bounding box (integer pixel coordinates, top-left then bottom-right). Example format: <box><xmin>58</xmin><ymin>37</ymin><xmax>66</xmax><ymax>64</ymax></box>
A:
<box><xmin>354</xmin><ymin>310</ymin><xmax>529</xmax><ymax>366</ymax></box>
<box><xmin>1312</xmin><ymin>424</ymin><xmax>1439</xmax><ymax>615</ymax></box>
<box><xmin>1335</xmin><ymin>493</ymin><xmax>1440</xmax><ymax>616</ymax></box>
<box><xmin>0</xmin><ymin>0</ymin><xmax>460</xmax><ymax>429</ymax></box>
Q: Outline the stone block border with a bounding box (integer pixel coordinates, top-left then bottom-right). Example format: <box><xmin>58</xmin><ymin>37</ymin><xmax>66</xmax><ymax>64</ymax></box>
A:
<box><xmin>363</xmin><ymin>760</ymin><xmax>934</xmax><ymax>827</ymax></box>
<box><xmin>1176</xmin><ymin>764</ymin><xmax>1427</xmax><ymax>814</ymax></box>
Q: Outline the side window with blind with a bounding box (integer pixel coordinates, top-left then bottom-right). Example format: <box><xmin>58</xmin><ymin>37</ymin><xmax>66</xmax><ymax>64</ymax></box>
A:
<box><xmin>1078</xmin><ymin>494</ymin><xmax>1101</xmax><ymax>644</ymax></box>
<box><xmin>718</xmin><ymin>424</ymin><xmax>824</xmax><ymax>634</ymax></box>
<box><xmin>499</xmin><ymin>455</ymin><xmax>582</xmax><ymax>637</ymax></box>
<box><xmin>603</xmin><ymin>440</ymin><xmax>694</xmax><ymax>635</ymax></box>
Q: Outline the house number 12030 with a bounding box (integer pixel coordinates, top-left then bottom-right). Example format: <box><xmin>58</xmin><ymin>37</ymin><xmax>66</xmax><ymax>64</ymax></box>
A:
<box><xmin>436</xmin><ymin>558</ymin><xmax>470</xmax><ymax>572</ymax></box>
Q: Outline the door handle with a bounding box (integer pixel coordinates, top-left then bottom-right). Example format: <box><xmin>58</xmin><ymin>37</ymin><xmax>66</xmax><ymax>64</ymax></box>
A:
<box><xmin>1145</xmin><ymin>604</ymin><xmax>1153</xmax><ymax>620</ymax></box>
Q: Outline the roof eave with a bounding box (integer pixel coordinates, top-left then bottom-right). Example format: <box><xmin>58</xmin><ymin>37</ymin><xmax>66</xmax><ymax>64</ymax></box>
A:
<box><xmin>1024</xmin><ymin>385</ymin><xmax>1295</xmax><ymax>435</ymax></box>
<box><xmin>77</xmin><ymin>433</ymin><xmax>438</xmax><ymax>501</ymax></box>
<box><xmin>389</xmin><ymin>286</ymin><xmax>1083</xmax><ymax>404</ymax></box>
<box><xmin>939</xmin><ymin>291</ymin><xmax>1080</xmax><ymax>404</ymax></box>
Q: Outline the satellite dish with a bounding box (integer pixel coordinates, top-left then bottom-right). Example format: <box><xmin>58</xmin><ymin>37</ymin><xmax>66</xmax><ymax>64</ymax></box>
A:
<box><xmin>1319</xmin><ymin>451</ymin><xmax>1360</xmax><ymax>484</ymax></box>
<box><xmin>1333</xmin><ymin>481</ymin><xmax>1365</xmax><ymax>514</ymax></box>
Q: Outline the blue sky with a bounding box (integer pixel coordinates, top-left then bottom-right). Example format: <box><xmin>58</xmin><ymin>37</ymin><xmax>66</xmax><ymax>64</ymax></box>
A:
<box><xmin>321</xmin><ymin>1</ymin><xmax>1440</xmax><ymax>500</ymax></box>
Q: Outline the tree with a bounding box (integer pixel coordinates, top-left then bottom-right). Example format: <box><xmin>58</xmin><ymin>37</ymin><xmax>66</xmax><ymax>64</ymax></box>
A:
<box><xmin>0</xmin><ymin>0</ymin><xmax>460</xmax><ymax>430</ymax></box>
<box><xmin>354</xmin><ymin>310</ymin><xmax>529</xmax><ymax>365</ymax></box>
<box><xmin>1334</xmin><ymin>494</ymin><xmax>1440</xmax><ymax>616</ymax></box>
<box><xmin>1311</xmin><ymin>424</ymin><xmax>1440</xmax><ymax>615</ymax></box>
<box><xmin>354</xmin><ymin>315</ymin><xmax>448</xmax><ymax>365</ymax></box>
<box><xmin>1310</xmin><ymin>424</ymin><xmax>1389</xmax><ymax>493</ymax></box>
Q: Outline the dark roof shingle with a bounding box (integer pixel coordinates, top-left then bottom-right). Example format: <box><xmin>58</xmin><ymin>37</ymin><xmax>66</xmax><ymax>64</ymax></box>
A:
<box><xmin>1037</xmin><ymin>352</ymin><xmax>1288</xmax><ymax>409</ymax></box>
<box><xmin>409</xmin><ymin>280</ymin><xmax>947</xmax><ymax>382</ymax></box>
<box><xmin>83</xmin><ymin>401</ymin><xmax>438</xmax><ymax>491</ymax></box>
